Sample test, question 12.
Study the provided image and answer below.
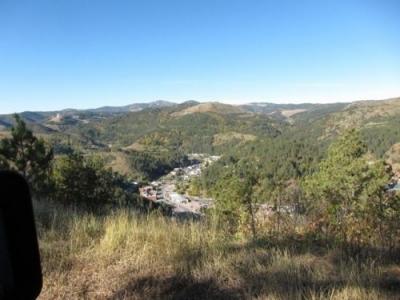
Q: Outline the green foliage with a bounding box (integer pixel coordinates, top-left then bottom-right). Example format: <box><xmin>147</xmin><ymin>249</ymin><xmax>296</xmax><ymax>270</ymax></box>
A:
<box><xmin>2</xmin><ymin>103</ymin><xmax>400</xmax><ymax>250</ymax></box>
<box><xmin>73</xmin><ymin>107</ymin><xmax>283</xmax><ymax>154</ymax></box>
<box><xmin>0</xmin><ymin>114</ymin><xmax>53</xmax><ymax>196</ymax></box>
<box><xmin>193</xmin><ymin>128</ymin><xmax>400</xmax><ymax>247</ymax></box>
<box><xmin>52</xmin><ymin>152</ymin><xmax>137</xmax><ymax>209</ymax></box>
<box><xmin>199</xmin><ymin>160</ymin><xmax>258</xmax><ymax>237</ymax></box>
<box><xmin>128</xmin><ymin>150</ymin><xmax>189</xmax><ymax>181</ymax></box>
<box><xmin>303</xmin><ymin>130</ymin><xmax>395</xmax><ymax>246</ymax></box>
<box><xmin>194</xmin><ymin>135</ymin><xmax>322</xmax><ymax>207</ymax></box>
<box><xmin>360</xmin><ymin>116</ymin><xmax>400</xmax><ymax>157</ymax></box>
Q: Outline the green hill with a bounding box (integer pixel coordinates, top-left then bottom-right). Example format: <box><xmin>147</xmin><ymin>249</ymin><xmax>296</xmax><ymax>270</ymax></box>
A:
<box><xmin>3</xmin><ymin>97</ymin><xmax>400</xmax><ymax>179</ymax></box>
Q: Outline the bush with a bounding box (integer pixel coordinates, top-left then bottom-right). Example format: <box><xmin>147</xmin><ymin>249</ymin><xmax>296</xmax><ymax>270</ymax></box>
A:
<box><xmin>0</xmin><ymin>114</ymin><xmax>53</xmax><ymax>197</ymax></box>
<box><xmin>52</xmin><ymin>152</ymin><xmax>137</xmax><ymax>209</ymax></box>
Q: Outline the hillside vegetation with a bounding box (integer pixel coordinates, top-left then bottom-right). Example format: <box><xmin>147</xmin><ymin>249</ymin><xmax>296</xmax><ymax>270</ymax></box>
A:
<box><xmin>36</xmin><ymin>203</ymin><xmax>400</xmax><ymax>300</ymax></box>
<box><xmin>171</xmin><ymin>102</ymin><xmax>245</xmax><ymax>117</ymax></box>
<box><xmin>2</xmin><ymin>98</ymin><xmax>400</xmax><ymax>299</ymax></box>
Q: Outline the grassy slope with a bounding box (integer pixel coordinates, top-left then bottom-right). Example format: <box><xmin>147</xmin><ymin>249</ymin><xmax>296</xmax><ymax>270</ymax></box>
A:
<box><xmin>79</xmin><ymin>109</ymin><xmax>282</xmax><ymax>149</ymax></box>
<box><xmin>307</xmin><ymin>98</ymin><xmax>400</xmax><ymax>137</ymax></box>
<box><xmin>36</xmin><ymin>202</ymin><xmax>400</xmax><ymax>300</ymax></box>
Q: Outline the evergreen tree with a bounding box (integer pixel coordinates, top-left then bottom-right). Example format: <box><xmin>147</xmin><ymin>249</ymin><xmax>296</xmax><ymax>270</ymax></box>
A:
<box><xmin>303</xmin><ymin>129</ymin><xmax>393</xmax><ymax>246</ymax></box>
<box><xmin>213</xmin><ymin>161</ymin><xmax>259</xmax><ymax>238</ymax></box>
<box><xmin>52</xmin><ymin>152</ymin><xmax>136</xmax><ymax>209</ymax></box>
<box><xmin>0</xmin><ymin>114</ymin><xmax>53</xmax><ymax>196</ymax></box>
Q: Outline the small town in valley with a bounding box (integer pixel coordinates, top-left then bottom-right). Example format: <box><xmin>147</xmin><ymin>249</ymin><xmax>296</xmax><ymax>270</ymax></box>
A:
<box><xmin>139</xmin><ymin>154</ymin><xmax>220</xmax><ymax>218</ymax></box>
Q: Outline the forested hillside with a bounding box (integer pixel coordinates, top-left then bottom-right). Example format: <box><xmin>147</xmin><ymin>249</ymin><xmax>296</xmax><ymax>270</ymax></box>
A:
<box><xmin>2</xmin><ymin>98</ymin><xmax>400</xmax><ymax>180</ymax></box>
<box><xmin>2</xmin><ymin>98</ymin><xmax>400</xmax><ymax>299</ymax></box>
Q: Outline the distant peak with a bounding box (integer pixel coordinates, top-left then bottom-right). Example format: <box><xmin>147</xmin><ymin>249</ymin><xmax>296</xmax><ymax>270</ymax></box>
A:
<box><xmin>172</xmin><ymin>102</ymin><xmax>244</xmax><ymax>117</ymax></box>
<box><xmin>181</xmin><ymin>100</ymin><xmax>200</xmax><ymax>105</ymax></box>
<box><xmin>152</xmin><ymin>100</ymin><xmax>176</xmax><ymax>106</ymax></box>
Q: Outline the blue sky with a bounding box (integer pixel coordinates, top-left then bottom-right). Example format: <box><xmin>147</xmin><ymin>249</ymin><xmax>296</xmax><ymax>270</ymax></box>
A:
<box><xmin>1</xmin><ymin>0</ymin><xmax>400</xmax><ymax>113</ymax></box>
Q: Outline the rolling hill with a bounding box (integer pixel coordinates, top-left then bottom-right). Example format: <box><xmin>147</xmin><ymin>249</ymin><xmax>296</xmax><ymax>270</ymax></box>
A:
<box><xmin>2</xmin><ymin>97</ymin><xmax>400</xmax><ymax>177</ymax></box>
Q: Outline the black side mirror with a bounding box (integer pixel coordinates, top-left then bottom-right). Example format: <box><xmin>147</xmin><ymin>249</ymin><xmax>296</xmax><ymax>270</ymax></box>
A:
<box><xmin>0</xmin><ymin>171</ymin><xmax>42</xmax><ymax>300</ymax></box>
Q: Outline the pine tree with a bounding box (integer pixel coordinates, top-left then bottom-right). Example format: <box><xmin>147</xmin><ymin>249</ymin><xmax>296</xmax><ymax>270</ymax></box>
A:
<box><xmin>52</xmin><ymin>152</ymin><xmax>135</xmax><ymax>209</ymax></box>
<box><xmin>214</xmin><ymin>162</ymin><xmax>259</xmax><ymax>238</ymax></box>
<box><xmin>0</xmin><ymin>114</ymin><xmax>53</xmax><ymax>196</ymax></box>
<box><xmin>303</xmin><ymin>129</ymin><xmax>393</xmax><ymax>246</ymax></box>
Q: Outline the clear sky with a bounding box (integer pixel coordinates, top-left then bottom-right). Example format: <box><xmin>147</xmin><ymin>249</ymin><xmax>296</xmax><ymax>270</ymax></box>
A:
<box><xmin>1</xmin><ymin>0</ymin><xmax>400</xmax><ymax>113</ymax></box>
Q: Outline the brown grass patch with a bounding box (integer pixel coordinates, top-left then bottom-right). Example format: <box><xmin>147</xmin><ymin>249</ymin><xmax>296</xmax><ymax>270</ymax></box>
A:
<box><xmin>36</xmin><ymin>203</ymin><xmax>400</xmax><ymax>299</ymax></box>
<box><xmin>0</xmin><ymin>130</ymin><xmax>10</xmax><ymax>139</ymax></box>
<box><xmin>171</xmin><ymin>102</ymin><xmax>245</xmax><ymax>117</ymax></box>
<box><xmin>280</xmin><ymin>109</ymin><xmax>307</xmax><ymax>118</ymax></box>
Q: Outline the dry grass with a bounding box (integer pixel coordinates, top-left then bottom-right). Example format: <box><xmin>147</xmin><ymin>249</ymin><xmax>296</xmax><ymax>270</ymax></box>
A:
<box><xmin>280</xmin><ymin>109</ymin><xmax>307</xmax><ymax>118</ymax></box>
<box><xmin>35</xmin><ymin>202</ymin><xmax>400</xmax><ymax>299</ymax></box>
<box><xmin>107</xmin><ymin>152</ymin><xmax>136</xmax><ymax>177</ymax></box>
<box><xmin>0</xmin><ymin>130</ymin><xmax>10</xmax><ymax>139</ymax></box>
<box><xmin>171</xmin><ymin>102</ymin><xmax>245</xmax><ymax>117</ymax></box>
<box><xmin>386</xmin><ymin>143</ymin><xmax>400</xmax><ymax>176</ymax></box>
<box><xmin>324</xmin><ymin>97</ymin><xmax>400</xmax><ymax>135</ymax></box>
<box><xmin>122</xmin><ymin>142</ymin><xmax>146</xmax><ymax>152</ymax></box>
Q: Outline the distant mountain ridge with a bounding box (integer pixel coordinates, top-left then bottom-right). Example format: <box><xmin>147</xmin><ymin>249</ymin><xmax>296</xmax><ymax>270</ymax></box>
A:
<box><xmin>239</xmin><ymin>102</ymin><xmax>320</xmax><ymax>114</ymax></box>
<box><xmin>87</xmin><ymin>100</ymin><xmax>176</xmax><ymax>113</ymax></box>
<box><xmin>1</xmin><ymin>97</ymin><xmax>399</xmax><ymax>136</ymax></box>
<box><xmin>172</xmin><ymin>102</ymin><xmax>245</xmax><ymax>117</ymax></box>
<box><xmin>0</xmin><ymin>100</ymin><xmax>177</xmax><ymax>129</ymax></box>
<box><xmin>2</xmin><ymin>96</ymin><xmax>400</xmax><ymax>177</ymax></box>
<box><xmin>0</xmin><ymin>99</ymin><xmax>340</xmax><ymax>118</ymax></box>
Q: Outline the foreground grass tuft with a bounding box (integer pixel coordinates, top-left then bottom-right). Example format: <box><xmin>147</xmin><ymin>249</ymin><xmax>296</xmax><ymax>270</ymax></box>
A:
<box><xmin>35</xmin><ymin>202</ymin><xmax>400</xmax><ymax>299</ymax></box>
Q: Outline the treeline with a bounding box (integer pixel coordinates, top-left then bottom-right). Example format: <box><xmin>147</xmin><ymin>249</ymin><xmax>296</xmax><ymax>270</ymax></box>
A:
<box><xmin>75</xmin><ymin>108</ymin><xmax>283</xmax><ymax>152</ymax></box>
<box><xmin>127</xmin><ymin>149</ymin><xmax>190</xmax><ymax>181</ymax></box>
<box><xmin>191</xmin><ymin>130</ymin><xmax>400</xmax><ymax>251</ymax></box>
<box><xmin>0</xmin><ymin>115</ymin><xmax>137</xmax><ymax>210</ymax></box>
<box><xmin>360</xmin><ymin>115</ymin><xmax>400</xmax><ymax>157</ymax></box>
<box><xmin>3</xmin><ymin>114</ymin><xmax>400</xmax><ymax>251</ymax></box>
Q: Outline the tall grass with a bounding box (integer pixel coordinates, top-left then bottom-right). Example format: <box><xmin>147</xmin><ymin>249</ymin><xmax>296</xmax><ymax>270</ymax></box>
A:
<box><xmin>34</xmin><ymin>201</ymin><xmax>400</xmax><ymax>299</ymax></box>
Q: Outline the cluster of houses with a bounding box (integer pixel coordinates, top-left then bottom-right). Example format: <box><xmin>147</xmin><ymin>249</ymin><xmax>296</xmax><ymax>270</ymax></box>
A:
<box><xmin>168</xmin><ymin>154</ymin><xmax>220</xmax><ymax>180</ymax></box>
<box><xmin>169</xmin><ymin>164</ymin><xmax>201</xmax><ymax>180</ymax></box>
<box><xmin>139</xmin><ymin>185</ymin><xmax>162</xmax><ymax>202</ymax></box>
<box><xmin>139</xmin><ymin>152</ymin><xmax>400</xmax><ymax>221</ymax></box>
<box><xmin>139</xmin><ymin>154</ymin><xmax>220</xmax><ymax>218</ymax></box>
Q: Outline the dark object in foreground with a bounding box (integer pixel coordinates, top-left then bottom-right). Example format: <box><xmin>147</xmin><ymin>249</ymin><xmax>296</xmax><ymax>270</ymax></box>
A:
<box><xmin>0</xmin><ymin>171</ymin><xmax>42</xmax><ymax>300</ymax></box>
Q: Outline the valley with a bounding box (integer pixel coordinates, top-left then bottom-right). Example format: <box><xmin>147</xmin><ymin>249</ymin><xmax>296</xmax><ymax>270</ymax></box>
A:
<box><xmin>139</xmin><ymin>154</ymin><xmax>219</xmax><ymax>218</ymax></box>
<box><xmin>2</xmin><ymin>97</ymin><xmax>400</xmax><ymax>300</ymax></box>
<box><xmin>2</xmin><ymin>97</ymin><xmax>400</xmax><ymax>189</ymax></box>
<box><xmin>3</xmin><ymin>2</ymin><xmax>400</xmax><ymax>298</ymax></box>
